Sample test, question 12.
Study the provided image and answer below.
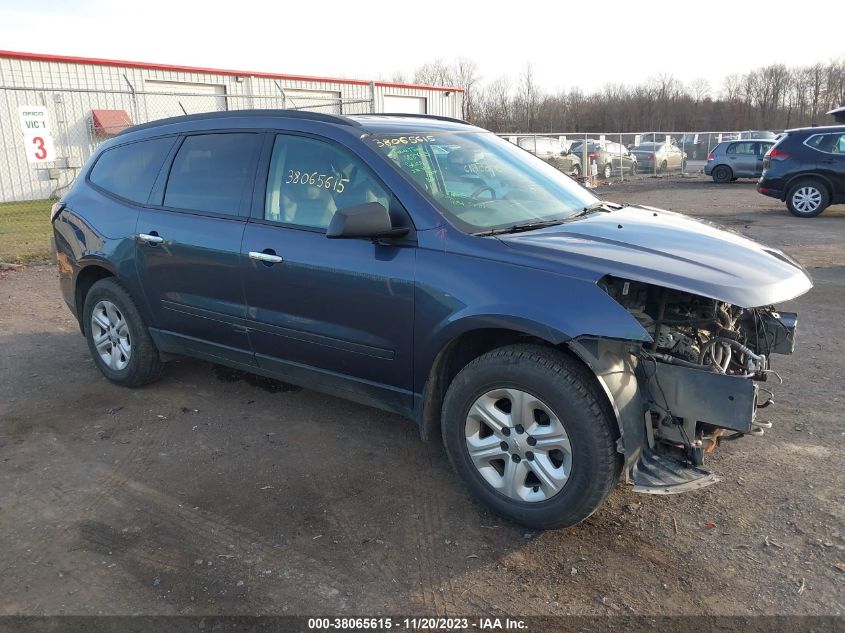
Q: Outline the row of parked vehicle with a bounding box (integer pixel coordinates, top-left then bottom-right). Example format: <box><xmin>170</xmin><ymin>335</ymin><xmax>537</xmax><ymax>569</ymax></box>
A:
<box><xmin>515</xmin><ymin>135</ymin><xmax>687</xmax><ymax>179</ymax></box>
<box><xmin>513</xmin><ymin>121</ymin><xmax>844</xmax><ymax>217</ymax></box>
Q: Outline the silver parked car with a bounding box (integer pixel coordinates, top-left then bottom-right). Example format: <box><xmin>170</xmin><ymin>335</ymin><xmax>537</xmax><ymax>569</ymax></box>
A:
<box><xmin>631</xmin><ymin>142</ymin><xmax>686</xmax><ymax>173</ymax></box>
<box><xmin>516</xmin><ymin>136</ymin><xmax>583</xmax><ymax>177</ymax></box>
<box><xmin>705</xmin><ymin>139</ymin><xmax>775</xmax><ymax>183</ymax></box>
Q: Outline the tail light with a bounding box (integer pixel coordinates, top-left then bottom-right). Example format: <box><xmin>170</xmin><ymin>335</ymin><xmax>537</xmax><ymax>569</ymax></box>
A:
<box><xmin>588</xmin><ymin>151</ymin><xmax>599</xmax><ymax>159</ymax></box>
<box><xmin>766</xmin><ymin>148</ymin><xmax>790</xmax><ymax>161</ymax></box>
<box><xmin>707</xmin><ymin>153</ymin><xmax>715</xmax><ymax>161</ymax></box>
<box><xmin>50</xmin><ymin>202</ymin><xmax>65</xmax><ymax>222</ymax></box>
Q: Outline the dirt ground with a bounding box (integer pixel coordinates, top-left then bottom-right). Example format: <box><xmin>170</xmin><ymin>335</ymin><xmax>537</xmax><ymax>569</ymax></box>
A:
<box><xmin>0</xmin><ymin>176</ymin><xmax>843</xmax><ymax>617</ymax></box>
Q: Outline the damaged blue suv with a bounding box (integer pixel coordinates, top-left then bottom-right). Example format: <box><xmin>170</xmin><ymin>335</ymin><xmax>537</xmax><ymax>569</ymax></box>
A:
<box><xmin>53</xmin><ymin>110</ymin><xmax>812</xmax><ymax>528</ymax></box>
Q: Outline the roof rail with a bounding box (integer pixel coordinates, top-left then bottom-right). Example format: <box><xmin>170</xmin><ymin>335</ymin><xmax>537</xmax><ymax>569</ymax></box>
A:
<box><xmin>118</xmin><ymin>109</ymin><xmax>359</xmax><ymax>136</ymax></box>
<box><xmin>355</xmin><ymin>112</ymin><xmax>471</xmax><ymax>126</ymax></box>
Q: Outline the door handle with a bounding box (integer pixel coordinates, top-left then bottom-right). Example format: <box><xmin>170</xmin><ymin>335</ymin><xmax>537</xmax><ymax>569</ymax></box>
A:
<box><xmin>249</xmin><ymin>250</ymin><xmax>283</xmax><ymax>264</ymax></box>
<box><xmin>138</xmin><ymin>232</ymin><xmax>164</xmax><ymax>244</ymax></box>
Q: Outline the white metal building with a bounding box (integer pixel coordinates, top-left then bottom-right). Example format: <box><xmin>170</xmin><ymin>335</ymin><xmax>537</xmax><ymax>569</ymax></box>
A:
<box><xmin>0</xmin><ymin>50</ymin><xmax>464</xmax><ymax>202</ymax></box>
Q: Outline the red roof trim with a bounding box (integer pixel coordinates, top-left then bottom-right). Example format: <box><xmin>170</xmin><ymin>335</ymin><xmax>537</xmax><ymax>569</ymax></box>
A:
<box><xmin>0</xmin><ymin>50</ymin><xmax>464</xmax><ymax>93</ymax></box>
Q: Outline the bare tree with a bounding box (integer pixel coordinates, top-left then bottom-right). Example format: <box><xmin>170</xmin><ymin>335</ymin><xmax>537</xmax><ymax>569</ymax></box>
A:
<box><xmin>406</xmin><ymin>55</ymin><xmax>844</xmax><ymax>133</ymax></box>
<box><xmin>517</xmin><ymin>63</ymin><xmax>539</xmax><ymax>131</ymax></box>
<box><xmin>454</xmin><ymin>58</ymin><xmax>480</xmax><ymax>121</ymax></box>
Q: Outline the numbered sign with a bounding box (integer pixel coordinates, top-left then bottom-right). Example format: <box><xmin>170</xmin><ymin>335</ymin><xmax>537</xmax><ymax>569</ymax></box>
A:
<box><xmin>19</xmin><ymin>105</ymin><xmax>56</xmax><ymax>163</ymax></box>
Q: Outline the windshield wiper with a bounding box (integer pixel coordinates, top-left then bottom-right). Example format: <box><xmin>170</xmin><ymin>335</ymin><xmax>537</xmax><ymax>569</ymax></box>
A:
<box><xmin>475</xmin><ymin>219</ymin><xmax>567</xmax><ymax>236</ymax></box>
<box><xmin>576</xmin><ymin>200</ymin><xmax>623</xmax><ymax>215</ymax></box>
<box><xmin>475</xmin><ymin>202</ymin><xmax>626</xmax><ymax>237</ymax></box>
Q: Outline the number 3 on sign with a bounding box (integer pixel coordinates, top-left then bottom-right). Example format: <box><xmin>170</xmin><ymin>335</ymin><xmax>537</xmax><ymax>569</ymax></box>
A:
<box><xmin>24</xmin><ymin>134</ymin><xmax>55</xmax><ymax>163</ymax></box>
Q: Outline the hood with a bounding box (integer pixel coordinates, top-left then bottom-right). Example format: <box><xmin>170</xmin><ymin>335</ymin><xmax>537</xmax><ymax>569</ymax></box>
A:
<box><xmin>497</xmin><ymin>205</ymin><xmax>813</xmax><ymax>308</ymax></box>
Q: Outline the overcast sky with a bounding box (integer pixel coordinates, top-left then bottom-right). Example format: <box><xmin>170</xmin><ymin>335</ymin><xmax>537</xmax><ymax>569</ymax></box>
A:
<box><xmin>0</xmin><ymin>0</ymin><xmax>842</xmax><ymax>94</ymax></box>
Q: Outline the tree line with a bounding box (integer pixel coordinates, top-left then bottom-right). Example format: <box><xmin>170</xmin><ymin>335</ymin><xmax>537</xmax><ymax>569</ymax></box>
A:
<box><xmin>392</xmin><ymin>58</ymin><xmax>845</xmax><ymax>133</ymax></box>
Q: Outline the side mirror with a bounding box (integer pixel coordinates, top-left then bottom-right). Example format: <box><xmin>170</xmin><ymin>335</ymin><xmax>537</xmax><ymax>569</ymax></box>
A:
<box><xmin>326</xmin><ymin>202</ymin><xmax>408</xmax><ymax>240</ymax></box>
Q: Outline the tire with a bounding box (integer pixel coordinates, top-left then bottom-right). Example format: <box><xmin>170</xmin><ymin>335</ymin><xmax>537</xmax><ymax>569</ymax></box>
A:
<box><xmin>659</xmin><ymin>160</ymin><xmax>667</xmax><ymax>174</ymax></box>
<box><xmin>682</xmin><ymin>159</ymin><xmax>687</xmax><ymax>172</ymax></box>
<box><xmin>630</xmin><ymin>162</ymin><xmax>638</xmax><ymax>176</ymax></box>
<box><xmin>602</xmin><ymin>163</ymin><xmax>612</xmax><ymax>179</ymax></box>
<box><xmin>786</xmin><ymin>179</ymin><xmax>829</xmax><ymax>218</ymax></box>
<box><xmin>82</xmin><ymin>278</ymin><xmax>164</xmax><ymax>387</ymax></box>
<box><xmin>571</xmin><ymin>164</ymin><xmax>581</xmax><ymax>178</ymax></box>
<box><xmin>441</xmin><ymin>344</ymin><xmax>620</xmax><ymax>530</ymax></box>
<box><xmin>712</xmin><ymin>165</ymin><xmax>732</xmax><ymax>183</ymax></box>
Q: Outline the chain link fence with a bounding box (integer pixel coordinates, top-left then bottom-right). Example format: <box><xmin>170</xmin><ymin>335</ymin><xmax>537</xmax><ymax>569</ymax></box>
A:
<box><xmin>0</xmin><ymin>85</ymin><xmax>374</xmax><ymax>262</ymax></box>
<box><xmin>501</xmin><ymin>131</ymin><xmax>778</xmax><ymax>185</ymax></box>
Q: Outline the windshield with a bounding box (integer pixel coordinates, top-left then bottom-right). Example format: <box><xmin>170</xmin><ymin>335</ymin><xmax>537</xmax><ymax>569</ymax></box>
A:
<box><xmin>371</xmin><ymin>132</ymin><xmax>597</xmax><ymax>232</ymax></box>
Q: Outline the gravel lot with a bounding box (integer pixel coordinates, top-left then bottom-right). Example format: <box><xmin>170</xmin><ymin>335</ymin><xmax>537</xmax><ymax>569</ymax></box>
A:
<box><xmin>1</xmin><ymin>176</ymin><xmax>843</xmax><ymax>617</ymax></box>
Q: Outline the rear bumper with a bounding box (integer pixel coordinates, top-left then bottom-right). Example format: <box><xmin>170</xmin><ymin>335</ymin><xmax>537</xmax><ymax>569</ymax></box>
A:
<box><xmin>756</xmin><ymin>182</ymin><xmax>783</xmax><ymax>200</ymax></box>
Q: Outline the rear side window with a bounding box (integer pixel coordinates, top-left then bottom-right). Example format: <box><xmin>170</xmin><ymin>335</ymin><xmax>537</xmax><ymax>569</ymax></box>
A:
<box><xmin>727</xmin><ymin>142</ymin><xmax>756</xmax><ymax>155</ymax></box>
<box><xmin>805</xmin><ymin>133</ymin><xmax>845</xmax><ymax>154</ymax></box>
<box><xmin>164</xmin><ymin>133</ymin><xmax>261</xmax><ymax>214</ymax></box>
<box><xmin>89</xmin><ymin>137</ymin><xmax>175</xmax><ymax>203</ymax></box>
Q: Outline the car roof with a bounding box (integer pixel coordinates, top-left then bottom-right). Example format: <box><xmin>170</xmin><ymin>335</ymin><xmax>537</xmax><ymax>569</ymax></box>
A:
<box><xmin>784</xmin><ymin>124</ymin><xmax>845</xmax><ymax>134</ymax></box>
<box><xmin>117</xmin><ymin>109</ymin><xmax>479</xmax><ymax>138</ymax></box>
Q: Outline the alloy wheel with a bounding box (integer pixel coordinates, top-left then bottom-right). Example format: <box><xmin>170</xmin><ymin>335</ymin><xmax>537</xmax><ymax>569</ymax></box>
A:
<box><xmin>792</xmin><ymin>186</ymin><xmax>822</xmax><ymax>214</ymax></box>
<box><xmin>90</xmin><ymin>300</ymin><xmax>131</xmax><ymax>371</ymax></box>
<box><xmin>465</xmin><ymin>388</ymin><xmax>572</xmax><ymax>502</ymax></box>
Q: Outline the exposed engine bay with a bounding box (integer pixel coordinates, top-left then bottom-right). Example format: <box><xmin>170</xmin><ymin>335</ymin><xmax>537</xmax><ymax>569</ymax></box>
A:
<box><xmin>598</xmin><ymin>275</ymin><xmax>798</xmax><ymax>472</ymax></box>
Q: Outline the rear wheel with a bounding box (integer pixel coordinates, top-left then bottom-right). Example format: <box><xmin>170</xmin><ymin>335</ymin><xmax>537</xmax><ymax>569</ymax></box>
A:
<box><xmin>602</xmin><ymin>163</ymin><xmax>612</xmax><ymax>179</ymax></box>
<box><xmin>712</xmin><ymin>165</ymin><xmax>732</xmax><ymax>183</ymax></box>
<box><xmin>441</xmin><ymin>345</ymin><xmax>620</xmax><ymax>529</ymax></box>
<box><xmin>659</xmin><ymin>160</ymin><xmax>668</xmax><ymax>174</ymax></box>
<box><xmin>786</xmin><ymin>179</ymin><xmax>829</xmax><ymax>217</ymax></box>
<box><xmin>571</xmin><ymin>163</ymin><xmax>581</xmax><ymax>178</ymax></box>
<box><xmin>83</xmin><ymin>278</ymin><xmax>164</xmax><ymax>387</ymax></box>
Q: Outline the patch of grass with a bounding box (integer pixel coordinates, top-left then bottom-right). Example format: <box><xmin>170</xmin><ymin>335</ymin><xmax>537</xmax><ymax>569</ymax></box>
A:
<box><xmin>0</xmin><ymin>199</ymin><xmax>54</xmax><ymax>262</ymax></box>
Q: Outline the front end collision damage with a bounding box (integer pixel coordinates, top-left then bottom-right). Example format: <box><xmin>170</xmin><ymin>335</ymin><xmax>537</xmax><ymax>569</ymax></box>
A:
<box><xmin>566</xmin><ymin>275</ymin><xmax>805</xmax><ymax>495</ymax></box>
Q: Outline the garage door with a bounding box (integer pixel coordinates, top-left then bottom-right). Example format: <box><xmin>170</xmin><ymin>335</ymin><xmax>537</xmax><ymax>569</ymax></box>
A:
<box><xmin>144</xmin><ymin>81</ymin><xmax>226</xmax><ymax>120</ymax></box>
<box><xmin>383</xmin><ymin>95</ymin><xmax>427</xmax><ymax>114</ymax></box>
<box><xmin>283</xmin><ymin>89</ymin><xmax>342</xmax><ymax>114</ymax></box>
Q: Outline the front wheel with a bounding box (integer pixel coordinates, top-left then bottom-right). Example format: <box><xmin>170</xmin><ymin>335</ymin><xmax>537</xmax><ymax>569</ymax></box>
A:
<box><xmin>602</xmin><ymin>163</ymin><xmax>612</xmax><ymax>179</ymax></box>
<box><xmin>83</xmin><ymin>278</ymin><xmax>164</xmax><ymax>387</ymax></box>
<box><xmin>786</xmin><ymin>180</ymin><xmax>829</xmax><ymax>217</ymax></box>
<box><xmin>441</xmin><ymin>345</ymin><xmax>620</xmax><ymax>529</ymax></box>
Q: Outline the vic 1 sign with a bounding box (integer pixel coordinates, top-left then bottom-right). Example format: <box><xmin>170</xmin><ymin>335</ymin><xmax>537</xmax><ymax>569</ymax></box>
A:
<box><xmin>19</xmin><ymin>105</ymin><xmax>56</xmax><ymax>163</ymax></box>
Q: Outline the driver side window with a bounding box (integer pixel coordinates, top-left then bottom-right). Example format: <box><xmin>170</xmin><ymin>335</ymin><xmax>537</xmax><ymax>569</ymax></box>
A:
<box><xmin>265</xmin><ymin>135</ymin><xmax>390</xmax><ymax>230</ymax></box>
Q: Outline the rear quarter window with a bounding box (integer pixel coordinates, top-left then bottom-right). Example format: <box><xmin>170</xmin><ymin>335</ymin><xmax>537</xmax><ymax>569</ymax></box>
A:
<box><xmin>88</xmin><ymin>137</ymin><xmax>175</xmax><ymax>203</ymax></box>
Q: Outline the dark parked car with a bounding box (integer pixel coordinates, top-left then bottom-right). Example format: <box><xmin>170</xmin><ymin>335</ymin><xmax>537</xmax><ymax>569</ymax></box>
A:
<box><xmin>705</xmin><ymin>139</ymin><xmax>775</xmax><ymax>182</ymax></box>
<box><xmin>757</xmin><ymin>125</ymin><xmax>845</xmax><ymax>217</ymax></box>
<box><xmin>53</xmin><ymin>110</ymin><xmax>811</xmax><ymax>529</ymax></box>
<box><xmin>568</xmin><ymin>140</ymin><xmax>637</xmax><ymax>178</ymax></box>
<box><xmin>635</xmin><ymin>133</ymin><xmax>678</xmax><ymax>146</ymax></box>
<box><xmin>678</xmin><ymin>133</ymin><xmax>714</xmax><ymax>160</ymax></box>
<box><xmin>516</xmin><ymin>136</ymin><xmax>583</xmax><ymax>177</ymax></box>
